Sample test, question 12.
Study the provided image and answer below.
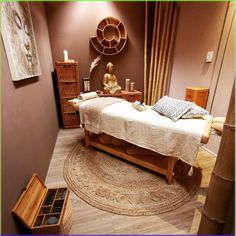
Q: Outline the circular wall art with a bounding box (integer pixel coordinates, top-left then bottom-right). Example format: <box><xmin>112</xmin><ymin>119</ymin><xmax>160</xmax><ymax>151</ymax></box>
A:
<box><xmin>90</xmin><ymin>17</ymin><xmax>127</xmax><ymax>56</ymax></box>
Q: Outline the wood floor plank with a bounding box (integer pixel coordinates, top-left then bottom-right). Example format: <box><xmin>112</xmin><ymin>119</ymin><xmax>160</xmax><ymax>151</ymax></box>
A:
<box><xmin>45</xmin><ymin>128</ymin><xmax>216</xmax><ymax>234</ymax></box>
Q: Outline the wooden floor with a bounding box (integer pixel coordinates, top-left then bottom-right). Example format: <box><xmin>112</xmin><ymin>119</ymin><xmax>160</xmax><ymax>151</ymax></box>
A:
<box><xmin>45</xmin><ymin>128</ymin><xmax>216</xmax><ymax>234</ymax></box>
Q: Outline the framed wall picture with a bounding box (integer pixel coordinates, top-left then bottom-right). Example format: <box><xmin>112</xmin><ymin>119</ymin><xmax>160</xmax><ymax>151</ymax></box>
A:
<box><xmin>1</xmin><ymin>2</ymin><xmax>41</xmax><ymax>81</ymax></box>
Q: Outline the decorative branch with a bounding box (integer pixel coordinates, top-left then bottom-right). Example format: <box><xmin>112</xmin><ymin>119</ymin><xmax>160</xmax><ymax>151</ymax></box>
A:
<box><xmin>88</xmin><ymin>55</ymin><xmax>101</xmax><ymax>78</ymax></box>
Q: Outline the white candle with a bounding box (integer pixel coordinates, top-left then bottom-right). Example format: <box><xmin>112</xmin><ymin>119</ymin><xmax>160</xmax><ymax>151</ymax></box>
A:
<box><xmin>130</xmin><ymin>82</ymin><xmax>135</xmax><ymax>92</ymax></box>
<box><xmin>63</xmin><ymin>50</ymin><xmax>68</xmax><ymax>62</ymax></box>
<box><xmin>125</xmin><ymin>78</ymin><xmax>130</xmax><ymax>91</ymax></box>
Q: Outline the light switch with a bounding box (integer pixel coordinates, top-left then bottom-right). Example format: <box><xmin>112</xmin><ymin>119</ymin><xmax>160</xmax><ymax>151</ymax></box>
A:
<box><xmin>206</xmin><ymin>51</ymin><xmax>214</xmax><ymax>63</ymax></box>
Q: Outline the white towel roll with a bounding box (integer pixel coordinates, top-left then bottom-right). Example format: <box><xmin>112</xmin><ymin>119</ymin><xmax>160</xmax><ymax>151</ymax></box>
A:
<box><xmin>79</xmin><ymin>92</ymin><xmax>98</xmax><ymax>101</ymax></box>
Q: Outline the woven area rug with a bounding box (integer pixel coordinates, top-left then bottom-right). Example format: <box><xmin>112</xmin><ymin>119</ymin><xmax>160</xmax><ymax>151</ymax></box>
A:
<box><xmin>64</xmin><ymin>142</ymin><xmax>202</xmax><ymax>216</ymax></box>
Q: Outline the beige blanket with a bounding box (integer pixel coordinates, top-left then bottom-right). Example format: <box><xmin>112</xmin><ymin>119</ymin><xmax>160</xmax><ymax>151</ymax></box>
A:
<box><xmin>79</xmin><ymin>98</ymin><xmax>211</xmax><ymax>166</ymax></box>
<box><xmin>79</xmin><ymin>97</ymin><xmax>125</xmax><ymax>134</ymax></box>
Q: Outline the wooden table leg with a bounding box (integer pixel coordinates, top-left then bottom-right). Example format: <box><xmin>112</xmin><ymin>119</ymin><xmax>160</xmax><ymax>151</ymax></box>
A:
<box><xmin>84</xmin><ymin>129</ymin><xmax>90</xmax><ymax>147</ymax></box>
<box><xmin>166</xmin><ymin>156</ymin><xmax>177</xmax><ymax>184</ymax></box>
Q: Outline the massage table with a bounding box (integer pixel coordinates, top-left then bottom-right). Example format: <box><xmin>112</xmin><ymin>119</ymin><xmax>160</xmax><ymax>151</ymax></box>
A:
<box><xmin>70</xmin><ymin>96</ymin><xmax>212</xmax><ymax>184</ymax></box>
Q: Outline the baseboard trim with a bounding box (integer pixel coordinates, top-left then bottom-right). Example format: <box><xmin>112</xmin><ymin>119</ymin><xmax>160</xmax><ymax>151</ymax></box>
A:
<box><xmin>201</xmin><ymin>146</ymin><xmax>217</xmax><ymax>157</ymax></box>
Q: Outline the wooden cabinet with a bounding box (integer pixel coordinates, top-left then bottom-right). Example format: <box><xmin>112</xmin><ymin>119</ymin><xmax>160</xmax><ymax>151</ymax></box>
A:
<box><xmin>185</xmin><ymin>87</ymin><xmax>209</xmax><ymax>108</ymax></box>
<box><xmin>98</xmin><ymin>90</ymin><xmax>142</xmax><ymax>102</ymax></box>
<box><xmin>12</xmin><ymin>174</ymin><xmax>71</xmax><ymax>234</ymax></box>
<box><xmin>55</xmin><ymin>61</ymin><xmax>80</xmax><ymax>128</ymax></box>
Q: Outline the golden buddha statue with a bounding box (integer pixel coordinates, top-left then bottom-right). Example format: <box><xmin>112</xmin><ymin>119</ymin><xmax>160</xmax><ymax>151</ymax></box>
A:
<box><xmin>103</xmin><ymin>62</ymin><xmax>121</xmax><ymax>94</ymax></box>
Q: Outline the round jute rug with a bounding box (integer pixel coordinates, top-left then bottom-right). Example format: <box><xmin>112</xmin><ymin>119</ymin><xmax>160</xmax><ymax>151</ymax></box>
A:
<box><xmin>64</xmin><ymin>142</ymin><xmax>202</xmax><ymax>216</ymax></box>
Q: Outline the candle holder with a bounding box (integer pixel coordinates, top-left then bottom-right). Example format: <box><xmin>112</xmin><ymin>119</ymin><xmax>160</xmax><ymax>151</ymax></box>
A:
<box><xmin>130</xmin><ymin>82</ymin><xmax>135</xmax><ymax>92</ymax></box>
<box><xmin>125</xmin><ymin>78</ymin><xmax>130</xmax><ymax>91</ymax></box>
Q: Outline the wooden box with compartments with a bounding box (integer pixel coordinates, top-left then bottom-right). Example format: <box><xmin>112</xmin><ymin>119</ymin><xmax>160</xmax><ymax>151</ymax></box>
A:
<box><xmin>12</xmin><ymin>173</ymin><xmax>72</xmax><ymax>234</ymax></box>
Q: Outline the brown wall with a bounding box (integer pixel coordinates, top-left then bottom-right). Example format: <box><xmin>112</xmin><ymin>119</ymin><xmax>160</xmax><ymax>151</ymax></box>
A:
<box><xmin>206</xmin><ymin>3</ymin><xmax>234</xmax><ymax>154</ymax></box>
<box><xmin>169</xmin><ymin>2</ymin><xmax>234</xmax><ymax>155</ymax></box>
<box><xmin>2</xmin><ymin>3</ymin><xmax>233</xmax><ymax>233</ymax></box>
<box><xmin>169</xmin><ymin>2</ymin><xmax>228</xmax><ymax>99</ymax></box>
<box><xmin>2</xmin><ymin>3</ymin><xmax>59</xmax><ymax>233</ymax></box>
<box><xmin>45</xmin><ymin>2</ymin><xmax>145</xmax><ymax>93</ymax></box>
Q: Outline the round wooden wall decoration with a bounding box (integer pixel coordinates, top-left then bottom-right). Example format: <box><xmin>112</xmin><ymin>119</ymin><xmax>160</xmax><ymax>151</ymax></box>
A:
<box><xmin>90</xmin><ymin>17</ymin><xmax>127</xmax><ymax>56</ymax></box>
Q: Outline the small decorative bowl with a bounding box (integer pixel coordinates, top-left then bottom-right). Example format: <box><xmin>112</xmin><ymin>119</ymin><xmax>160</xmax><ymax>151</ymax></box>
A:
<box><xmin>47</xmin><ymin>216</ymin><xmax>58</xmax><ymax>225</ymax></box>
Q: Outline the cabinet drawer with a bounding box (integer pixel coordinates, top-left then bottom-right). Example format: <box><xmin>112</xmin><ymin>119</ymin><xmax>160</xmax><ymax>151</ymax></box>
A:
<box><xmin>59</xmin><ymin>83</ymin><xmax>79</xmax><ymax>97</ymax></box>
<box><xmin>56</xmin><ymin>65</ymin><xmax>77</xmax><ymax>82</ymax></box>
<box><xmin>63</xmin><ymin>113</ymin><xmax>80</xmax><ymax>128</ymax></box>
<box><xmin>98</xmin><ymin>90</ymin><xmax>143</xmax><ymax>103</ymax></box>
<box><xmin>194</xmin><ymin>91</ymin><xmax>209</xmax><ymax>108</ymax></box>
<box><xmin>61</xmin><ymin>99</ymin><xmax>75</xmax><ymax>113</ymax></box>
<box><xmin>127</xmin><ymin>94</ymin><xmax>141</xmax><ymax>102</ymax></box>
<box><xmin>185</xmin><ymin>90</ymin><xmax>194</xmax><ymax>101</ymax></box>
<box><xmin>185</xmin><ymin>88</ymin><xmax>209</xmax><ymax>108</ymax></box>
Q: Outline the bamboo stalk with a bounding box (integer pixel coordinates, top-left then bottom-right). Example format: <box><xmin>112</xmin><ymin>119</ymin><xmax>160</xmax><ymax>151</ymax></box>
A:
<box><xmin>146</xmin><ymin>3</ymin><xmax>178</xmax><ymax>104</ymax></box>
<box><xmin>144</xmin><ymin>1</ymin><xmax>148</xmax><ymax>104</ymax></box>
<box><xmin>198</xmin><ymin>83</ymin><xmax>235</xmax><ymax>234</ymax></box>
<box><xmin>198</xmin><ymin>211</ymin><xmax>225</xmax><ymax>234</ymax></box>
<box><xmin>147</xmin><ymin>2</ymin><xmax>158</xmax><ymax>105</ymax></box>
<box><xmin>150</xmin><ymin>2</ymin><xmax>161</xmax><ymax>105</ymax></box>
<box><xmin>163</xmin><ymin>5</ymin><xmax>178</xmax><ymax>96</ymax></box>
<box><xmin>156</xmin><ymin>3</ymin><xmax>173</xmax><ymax>100</ymax></box>
<box><xmin>152</xmin><ymin>3</ymin><xmax>169</xmax><ymax>104</ymax></box>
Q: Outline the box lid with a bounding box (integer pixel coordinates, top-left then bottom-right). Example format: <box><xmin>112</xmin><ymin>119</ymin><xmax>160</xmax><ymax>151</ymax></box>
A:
<box><xmin>12</xmin><ymin>173</ymin><xmax>47</xmax><ymax>228</ymax></box>
<box><xmin>186</xmin><ymin>87</ymin><xmax>209</xmax><ymax>91</ymax></box>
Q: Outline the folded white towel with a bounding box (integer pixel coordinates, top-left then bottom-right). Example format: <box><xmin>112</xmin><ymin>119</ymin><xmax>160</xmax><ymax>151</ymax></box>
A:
<box><xmin>79</xmin><ymin>92</ymin><xmax>98</xmax><ymax>101</ymax></box>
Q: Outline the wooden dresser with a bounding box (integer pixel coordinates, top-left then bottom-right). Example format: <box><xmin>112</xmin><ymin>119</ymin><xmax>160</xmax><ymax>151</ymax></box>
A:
<box><xmin>98</xmin><ymin>90</ymin><xmax>142</xmax><ymax>102</ymax></box>
<box><xmin>55</xmin><ymin>61</ymin><xmax>80</xmax><ymax>128</ymax></box>
<box><xmin>185</xmin><ymin>87</ymin><xmax>209</xmax><ymax>109</ymax></box>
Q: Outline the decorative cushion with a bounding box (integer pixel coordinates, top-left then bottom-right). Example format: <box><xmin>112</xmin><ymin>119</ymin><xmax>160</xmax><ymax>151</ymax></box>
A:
<box><xmin>152</xmin><ymin>96</ymin><xmax>192</xmax><ymax>121</ymax></box>
<box><xmin>182</xmin><ymin>103</ymin><xmax>209</xmax><ymax>118</ymax></box>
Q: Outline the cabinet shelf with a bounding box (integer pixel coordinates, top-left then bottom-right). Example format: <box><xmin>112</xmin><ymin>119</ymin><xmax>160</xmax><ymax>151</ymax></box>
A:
<box><xmin>55</xmin><ymin>62</ymin><xmax>80</xmax><ymax>128</ymax></box>
<box><xmin>63</xmin><ymin>111</ymin><xmax>76</xmax><ymax>114</ymax></box>
<box><xmin>90</xmin><ymin>16</ymin><xmax>127</xmax><ymax>56</ymax></box>
<box><xmin>58</xmin><ymin>80</ymin><xmax>76</xmax><ymax>83</ymax></box>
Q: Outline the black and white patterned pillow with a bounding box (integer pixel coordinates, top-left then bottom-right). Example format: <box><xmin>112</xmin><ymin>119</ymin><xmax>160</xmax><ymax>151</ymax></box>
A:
<box><xmin>152</xmin><ymin>96</ymin><xmax>192</xmax><ymax>121</ymax></box>
<box><xmin>182</xmin><ymin>103</ymin><xmax>209</xmax><ymax>118</ymax></box>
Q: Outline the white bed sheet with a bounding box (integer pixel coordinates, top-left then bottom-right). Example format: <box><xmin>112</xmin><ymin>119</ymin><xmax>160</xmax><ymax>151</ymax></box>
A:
<box><xmin>80</xmin><ymin>99</ymin><xmax>210</xmax><ymax>166</ymax></box>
